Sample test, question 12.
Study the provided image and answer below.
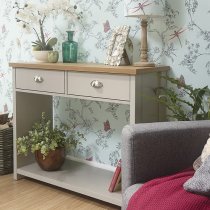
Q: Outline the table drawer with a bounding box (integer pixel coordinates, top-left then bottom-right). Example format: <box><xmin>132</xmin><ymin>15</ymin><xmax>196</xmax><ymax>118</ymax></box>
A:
<box><xmin>16</xmin><ymin>68</ymin><xmax>65</xmax><ymax>94</ymax></box>
<box><xmin>68</xmin><ymin>72</ymin><xmax>130</xmax><ymax>101</ymax></box>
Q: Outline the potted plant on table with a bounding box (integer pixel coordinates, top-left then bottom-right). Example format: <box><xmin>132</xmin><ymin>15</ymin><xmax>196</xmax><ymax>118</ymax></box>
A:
<box><xmin>17</xmin><ymin>112</ymin><xmax>84</xmax><ymax>171</ymax></box>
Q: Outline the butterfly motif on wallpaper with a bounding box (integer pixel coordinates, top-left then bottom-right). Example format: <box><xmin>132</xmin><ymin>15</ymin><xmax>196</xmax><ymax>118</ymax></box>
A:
<box><xmin>86</xmin><ymin>156</ymin><xmax>93</xmax><ymax>161</ymax></box>
<box><xmin>177</xmin><ymin>74</ymin><xmax>185</xmax><ymax>89</ymax></box>
<box><xmin>104</xmin><ymin>120</ymin><xmax>111</xmax><ymax>132</ymax></box>
<box><xmin>103</xmin><ymin>20</ymin><xmax>110</xmax><ymax>33</ymax></box>
<box><xmin>2</xmin><ymin>25</ymin><xmax>6</xmax><ymax>33</ymax></box>
<box><xmin>0</xmin><ymin>72</ymin><xmax>6</xmax><ymax>79</ymax></box>
<box><xmin>4</xmin><ymin>104</ymin><xmax>8</xmax><ymax>113</ymax></box>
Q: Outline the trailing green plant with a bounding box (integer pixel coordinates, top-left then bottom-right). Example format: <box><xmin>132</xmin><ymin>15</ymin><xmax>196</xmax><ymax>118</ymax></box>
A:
<box><xmin>156</xmin><ymin>76</ymin><xmax>210</xmax><ymax>121</ymax></box>
<box><xmin>17</xmin><ymin>112</ymin><xmax>85</xmax><ymax>159</ymax></box>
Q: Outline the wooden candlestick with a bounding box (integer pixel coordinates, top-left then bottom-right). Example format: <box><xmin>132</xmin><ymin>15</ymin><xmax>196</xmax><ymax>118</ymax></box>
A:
<box><xmin>133</xmin><ymin>18</ymin><xmax>155</xmax><ymax>67</ymax></box>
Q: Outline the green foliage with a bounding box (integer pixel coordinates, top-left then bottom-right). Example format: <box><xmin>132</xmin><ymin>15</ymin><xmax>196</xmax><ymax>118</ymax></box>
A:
<box><xmin>17</xmin><ymin>112</ymin><xmax>85</xmax><ymax>159</ymax></box>
<box><xmin>31</xmin><ymin>18</ymin><xmax>57</xmax><ymax>51</ymax></box>
<box><xmin>32</xmin><ymin>37</ymin><xmax>58</xmax><ymax>51</ymax></box>
<box><xmin>157</xmin><ymin>76</ymin><xmax>210</xmax><ymax>121</ymax></box>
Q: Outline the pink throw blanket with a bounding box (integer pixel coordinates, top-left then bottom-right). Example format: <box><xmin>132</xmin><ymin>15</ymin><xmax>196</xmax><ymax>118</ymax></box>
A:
<box><xmin>127</xmin><ymin>168</ymin><xmax>210</xmax><ymax>210</ymax></box>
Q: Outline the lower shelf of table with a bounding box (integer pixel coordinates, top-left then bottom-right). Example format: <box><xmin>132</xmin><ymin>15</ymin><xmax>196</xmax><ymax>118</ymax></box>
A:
<box><xmin>16</xmin><ymin>159</ymin><xmax>122</xmax><ymax>206</ymax></box>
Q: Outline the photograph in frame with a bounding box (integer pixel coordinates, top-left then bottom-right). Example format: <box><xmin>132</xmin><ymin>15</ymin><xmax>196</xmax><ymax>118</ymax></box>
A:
<box><xmin>104</xmin><ymin>25</ymin><xmax>130</xmax><ymax>66</ymax></box>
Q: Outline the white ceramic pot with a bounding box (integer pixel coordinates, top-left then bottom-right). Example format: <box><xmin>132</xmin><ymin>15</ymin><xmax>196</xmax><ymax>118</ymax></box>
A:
<box><xmin>32</xmin><ymin>51</ymin><xmax>51</xmax><ymax>63</ymax></box>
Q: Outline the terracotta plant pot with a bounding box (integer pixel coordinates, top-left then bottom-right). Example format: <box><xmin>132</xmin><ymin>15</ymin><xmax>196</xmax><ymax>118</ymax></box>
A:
<box><xmin>35</xmin><ymin>147</ymin><xmax>65</xmax><ymax>171</ymax></box>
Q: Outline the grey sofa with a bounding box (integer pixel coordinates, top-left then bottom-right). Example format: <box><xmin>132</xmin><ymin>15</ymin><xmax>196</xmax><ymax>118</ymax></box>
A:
<box><xmin>121</xmin><ymin>120</ymin><xmax>210</xmax><ymax>210</ymax></box>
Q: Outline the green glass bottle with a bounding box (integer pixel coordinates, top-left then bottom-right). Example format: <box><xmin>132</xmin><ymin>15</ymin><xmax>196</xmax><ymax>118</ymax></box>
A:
<box><xmin>62</xmin><ymin>31</ymin><xmax>78</xmax><ymax>63</ymax></box>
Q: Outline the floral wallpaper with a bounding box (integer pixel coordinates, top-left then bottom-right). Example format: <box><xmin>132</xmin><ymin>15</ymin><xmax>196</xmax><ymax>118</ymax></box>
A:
<box><xmin>0</xmin><ymin>0</ymin><xmax>209</xmax><ymax>166</ymax></box>
<box><xmin>54</xmin><ymin>97</ymin><xmax>129</xmax><ymax>166</ymax></box>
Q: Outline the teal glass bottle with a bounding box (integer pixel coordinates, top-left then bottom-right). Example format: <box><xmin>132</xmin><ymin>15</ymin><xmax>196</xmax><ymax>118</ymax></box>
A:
<box><xmin>62</xmin><ymin>31</ymin><xmax>78</xmax><ymax>63</ymax></box>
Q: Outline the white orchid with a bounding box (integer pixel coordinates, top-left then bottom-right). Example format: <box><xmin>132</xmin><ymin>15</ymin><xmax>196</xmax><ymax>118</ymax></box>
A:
<box><xmin>14</xmin><ymin>0</ymin><xmax>81</xmax><ymax>50</ymax></box>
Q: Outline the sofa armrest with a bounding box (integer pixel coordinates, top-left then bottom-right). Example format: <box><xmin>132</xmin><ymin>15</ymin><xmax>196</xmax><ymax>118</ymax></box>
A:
<box><xmin>122</xmin><ymin>120</ymin><xmax>210</xmax><ymax>192</ymax></box>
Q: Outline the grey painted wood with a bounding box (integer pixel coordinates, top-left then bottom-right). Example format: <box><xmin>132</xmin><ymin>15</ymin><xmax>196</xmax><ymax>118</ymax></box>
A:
<box><xmin>14</xmin><ymin>91</ymin><xmax>53</xmax><ymax>176</ymax></box>
<box><xmin>17</xmin><ymin>160</ymin><xmax>122</xmax><ymax>206</ymax></box>
<box><xmin>13</xmin><ymin>64</ymin><xmax>167</xmax><ymax>206</ymax></box>
<box><xmin>68</xmin><ymin>72</ymin><xmax>130</xmax><ymax>101</ymax></box>
<box><xmin>16</xmin><ymin>68</ymin><xmax>65</xmax><ymax>94</ymax></box>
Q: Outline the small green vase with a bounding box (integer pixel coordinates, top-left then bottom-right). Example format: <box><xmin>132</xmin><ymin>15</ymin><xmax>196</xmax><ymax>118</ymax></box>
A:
<box><xmin>62</xmin><ymin>31</ymin><xmax>78</xmax><ymax>63</ymax></box>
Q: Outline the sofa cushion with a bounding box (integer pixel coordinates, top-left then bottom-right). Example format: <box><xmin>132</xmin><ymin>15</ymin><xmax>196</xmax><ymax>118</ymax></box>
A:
<box><xmin>193</xmin><ymin>156</ymin><xmax>202</xmax><ymax>170</ymax></box>
<box><xmin>201</xmin><ymin>135</ymin><xmax>210</xmax><ymax>162</ymax></box>
<box><xmin>123</xmin><ymin>184</ymin><xmax>142</xmax><ymax>208</ymax></box>
<box><xmin>184</xmin><ymin>155</ymin><xmax>210</xmax><ymax>196</ymax></box>
<box><xmin>192</xmin><ymin>135</ymin><xmax>210</xmax><ymax>170</ymax></box>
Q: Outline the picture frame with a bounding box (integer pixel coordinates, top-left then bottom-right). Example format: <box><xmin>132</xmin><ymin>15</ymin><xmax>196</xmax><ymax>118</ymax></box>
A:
<box><xmin>104</xmin><ymin>25</ymin><xmax>130</xmax><ymax>66</ymax></box>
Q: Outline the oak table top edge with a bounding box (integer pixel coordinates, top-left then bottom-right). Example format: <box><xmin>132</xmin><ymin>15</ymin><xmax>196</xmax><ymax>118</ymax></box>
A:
<box><xmin>9</xmin><ymin>62</ymin><xmax>170</xmax><ymax>75</ymax></box>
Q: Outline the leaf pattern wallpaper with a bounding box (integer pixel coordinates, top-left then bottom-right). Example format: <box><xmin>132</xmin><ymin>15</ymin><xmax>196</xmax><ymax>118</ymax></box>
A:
<box><xmin>0</xmin><ymin>0</ymin><xmax>209</xmax><ymax>166</ymax></box>
<box><xmin>53</xmin><ymin>97</ymin><xmax>129</xmax><ymax>166</ymax></box>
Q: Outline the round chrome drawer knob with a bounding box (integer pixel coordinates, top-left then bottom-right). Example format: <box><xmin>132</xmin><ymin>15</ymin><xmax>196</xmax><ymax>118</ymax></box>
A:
<box><xmin>34</xmin><ymin>76</ymin><xmax>43</xmax><ymax>83</ymax></box>
<box><xmin>90</xmin><ymin>80</ymin><xmax>103</xmax><ymax>88</ymax></box>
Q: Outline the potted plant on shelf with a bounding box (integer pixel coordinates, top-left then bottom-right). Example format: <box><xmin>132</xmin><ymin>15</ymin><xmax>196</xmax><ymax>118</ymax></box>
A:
<box><xmin>17</xmin><ymin>112</ymin><xmax>84</xmax><ymax>171</ymax></box>
<box><xmin>32</xmin><ymin>36</ymin><xmax>58</xmax><ymax>63</ymax></box>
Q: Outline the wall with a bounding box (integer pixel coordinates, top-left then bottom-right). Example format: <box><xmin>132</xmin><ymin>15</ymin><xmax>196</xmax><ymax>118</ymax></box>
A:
<box><xmin>0</xmin><ymin>0</ymin><xmax>209</xmax><ymax>166</ymax></box>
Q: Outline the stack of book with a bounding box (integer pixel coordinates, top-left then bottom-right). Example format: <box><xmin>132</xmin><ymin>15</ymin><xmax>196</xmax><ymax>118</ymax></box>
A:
<box><xmin>108</xmin><ymin>159</ymin><xmax>121</xmax><ymax>192</ymax></box>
